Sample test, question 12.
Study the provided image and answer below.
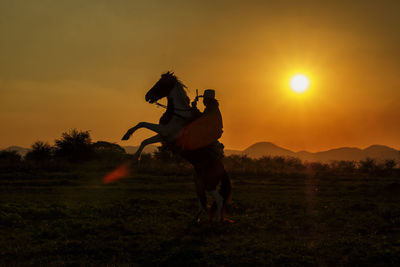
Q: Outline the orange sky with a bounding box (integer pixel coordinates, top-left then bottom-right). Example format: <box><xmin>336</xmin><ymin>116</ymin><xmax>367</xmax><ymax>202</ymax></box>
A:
<box><xmin>1</xmin><ymin>0</ymin><xmax>400</xmax><ymax>152</ymax></box>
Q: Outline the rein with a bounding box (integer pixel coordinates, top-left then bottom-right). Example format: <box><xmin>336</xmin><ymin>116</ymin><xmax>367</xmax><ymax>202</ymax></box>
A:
<box><xmin>154</xmin><ymin>89</ymin><xmax>200</xmax><ymax>112</ymax></box>
<box><xmin>151</xmin><ymin>83</ymin><xmax>197</xmax><ymax>121</ymax></box>
<box><xmin>154</xmin><ymin>101</ymin><xmax>192</xmax><ymax>112</ymax></box>
<box><xmin>155</xmin><ymin>102</ymin><xmax>168</xmax><ymax>109</ymax></box>
<box><xmin>154</xmin><ymin>101</ymin><xmax>193</xmax><ymax>121</ymax></box>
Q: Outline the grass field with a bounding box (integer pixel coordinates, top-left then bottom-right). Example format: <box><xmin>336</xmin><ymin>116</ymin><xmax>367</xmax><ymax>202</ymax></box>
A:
<box><xmin>1</xmin><ymin>166</ymin><xmax>399</xmax><ymax>266</ymax></box>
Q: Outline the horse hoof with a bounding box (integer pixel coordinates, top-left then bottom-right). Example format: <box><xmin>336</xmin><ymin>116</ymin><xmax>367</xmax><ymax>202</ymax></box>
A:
<box><xmin>131</xmin><ymin>155</ymin><xmax>140</xmax><ymax>164</ymax></box>
<box><xmin>192</xmin><ymin>217</ymin><xmax>201</xmax><ymax>224</ymax></box>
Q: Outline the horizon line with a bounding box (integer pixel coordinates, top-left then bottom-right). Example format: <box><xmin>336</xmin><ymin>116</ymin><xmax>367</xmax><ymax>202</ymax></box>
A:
<box><xmin>2</xmin><ymin>141</ymin><xmax>400</xmax><ymax>153</ymax></box>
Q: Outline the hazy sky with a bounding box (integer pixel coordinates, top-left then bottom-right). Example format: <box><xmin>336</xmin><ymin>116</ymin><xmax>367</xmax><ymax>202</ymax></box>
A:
<box><xmin>1</xmin><ymin>0</ymin><xmax>400</xmax><ymax>151</ymax></box>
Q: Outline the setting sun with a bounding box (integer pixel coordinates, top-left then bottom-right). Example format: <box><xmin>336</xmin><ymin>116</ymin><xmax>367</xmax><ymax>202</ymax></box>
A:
<box><xmin>290</xmin><ymin>74</ymin><xmax>310</xmax><ymax>93</ymax></box>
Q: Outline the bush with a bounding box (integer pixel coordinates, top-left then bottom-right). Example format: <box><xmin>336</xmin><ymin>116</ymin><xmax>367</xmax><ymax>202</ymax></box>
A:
<box><xmin>25</xmin><ymin>141</ymin><xmax>53</xmax><ymax>162</ymax></box>
<box><xmin>0</xmin><ymin>150</ymin><xmax>21</xmax><ymax>164</ymax></box>
<box><xmin>359</xmin><ymin>158</ymin><xmax>376</xmax><ymax>173</ymax></box>
<box><xmin>0</xmin><ymin>150</ymin><xmax>22</xmax><ymax>171</ymax></box>
<box><xmin>331</xmin><ymin>160</ymin><xmax>356</xmax><ymax>174</ymax></box>
<box><xmin>54</xmin><ymin>129</ymin><xmax>93</xmax><ymax>162</ymax></box>
<box><xmin>92</xmin><ymin>141</ymin><xmax>126</xmax><ymax>162</ymax></box>
<box><xmin>384</xmin><ymin>159</ymin><xmax>396</xmax><ymax>171</ymax></box>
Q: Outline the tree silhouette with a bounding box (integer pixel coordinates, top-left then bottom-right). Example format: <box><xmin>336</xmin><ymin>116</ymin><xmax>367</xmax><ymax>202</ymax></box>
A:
<box><xmin>25</xmin><ymin>141</ymin><xmax>53</xmax><ymax>162</ymax></box>
<box><xmin>0</xmin><ymin>150</ymin><xmax>21</xmax><ymax>165</ymax></box>
<box><xmin>92</xmin><ymin>141</ymin><xmax>126</xmax><ymax>161</ymax></box>
<box><xmin>384</xmin><ymin>159</ymin><xmax>396</xmax><ymax>170</ymax></box>
<box><xmin>359</xmin><ymin>158</ymin><xmax>376</xmax><ymax>173</ymax></box>
<box><xmin>54</xmin><ymin>129</ymin><xmax>93</xmax><ymax>162</ymax></box>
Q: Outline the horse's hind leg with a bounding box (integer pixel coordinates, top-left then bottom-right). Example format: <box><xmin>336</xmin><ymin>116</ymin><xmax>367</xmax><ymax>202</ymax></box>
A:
<box><xmin>208</xmin><ymin>201</ymin><xmax>217</xmax><ymax>222</ymax></box>
<box><xmin>194</xmin><ymin>200</ymin><xmax>206</xmax><ymax>223</ymax></box>
<box><xmin>134</xmin><ymin>134</ymin><xmax>162</xmax><ymax>159</ymax></box>
<box><xmin>194</xmin><ymin>175</ymin><xmax>207</xmax><ymax>222</ymax></box>
<box><xmin>210</xmin><ymin>190</ymin><xmax>223</xmax><ymax>222</ymax></box>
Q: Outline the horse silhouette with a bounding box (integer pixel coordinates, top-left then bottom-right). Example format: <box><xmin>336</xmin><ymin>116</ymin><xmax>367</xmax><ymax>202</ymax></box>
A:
<box><xmin>122</xmin><ymin>72</ymin><xmax>232</xmax><ymax>222</ymax></box>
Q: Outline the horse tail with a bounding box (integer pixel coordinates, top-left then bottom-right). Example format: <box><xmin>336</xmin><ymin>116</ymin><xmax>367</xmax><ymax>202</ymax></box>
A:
<box><xmin>219</xmin><ymin>170</ymin><xmax>232</xmax><ymax>205</ymax></box>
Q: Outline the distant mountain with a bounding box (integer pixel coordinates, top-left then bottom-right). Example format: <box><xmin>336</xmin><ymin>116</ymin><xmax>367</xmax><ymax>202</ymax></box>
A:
<box><xmin>224</xmin><ymin>149</ymin><xmax>243</xmax><ymax>156</ymax></box>
<box><xmin>226</xmin><ymin>142</ymin><xmax>400</xmax><ymax>162</ymax></box>
<box><xmin>296</xmin><ymin>150</ymin><xmax>314</xmax><ymax>160</ymax></box>
<box><xmin>363</xmin><ymin>145</ymin><xmax>400</xmax><ymax>159</ymax></box>
<box><xmin>242</xmin><ymin>142</ymin><xmax>296</xmax><ymax>158</ymax></box>
<box><xmin>3</xmin><ymin>146</ymin><xmax>30</xmax><ymax>157</ymax></box>
<box><xmin>312</xmin><ymin>147</ymin><xmax>364</xmax><ymax>162</ymax></box>
<box><xmin>123</xmin><ymin>145</ymin><xmax>158</xmax><ymax>155</ymax></box>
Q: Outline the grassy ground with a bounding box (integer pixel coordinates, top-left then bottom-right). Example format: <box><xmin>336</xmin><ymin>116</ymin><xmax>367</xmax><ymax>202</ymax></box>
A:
<box><xmin>0</xmin><ymin>166</ymin><xmax>399</xmax><ymax>266</ymax></box>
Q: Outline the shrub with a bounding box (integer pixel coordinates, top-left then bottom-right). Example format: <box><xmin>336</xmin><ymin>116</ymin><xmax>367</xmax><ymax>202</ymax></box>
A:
<box><xmin>92</xmin><ymin>141</ymin><xmax>126</xmax><ymax>162</ymax></box>
<box><xmin>0</xmin><ymin>150</ymin><xmax>23</xmax><ymax>171</ymax></box>
<box><xmin>25</xmin><ymin>141</ymin><xmax>53</xmax><ymax>162</ymax></box>
<box><xmin>331</xmin><ymin>160</ymin><xmax>356</xmax><ymax>173</ymax></box>
<box><xmin>0</xmin><ymin>150</ymin><xmax>21</xmax><ymax>164</ymax></box>
<box><xmin>54</xmin><ymin>129</ymin><xmax>93</xmax><ymax>162</ymax></box>
<box><xmin>359</xmin><ymin>158</ymin><xmax>376</xmax><ymax>173</ymax></box>
<box><xmin>384</xmin><ymin>159</ymin><xmax>396</xmax><ymax>171</ymax></box>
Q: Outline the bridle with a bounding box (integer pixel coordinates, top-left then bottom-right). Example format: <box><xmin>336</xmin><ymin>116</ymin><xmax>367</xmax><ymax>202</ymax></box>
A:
<box><xmin>153</xmin><ymin>88</ymin><xmax>201</xmax><ymax>112</ymax></box>
<box><xmin>153</xmin><ymin>96</ymin><xmax>195</xmax><ymax>122</ymax></box>
<box><xmin>150</xmin><ymin>82</ymin><xmax>200</xmax><ymax>121</ymax></box>
<box><xmin>154</xmin><ymin>101</ymin><xmax>191</xmax><ymax>112</ymax></box>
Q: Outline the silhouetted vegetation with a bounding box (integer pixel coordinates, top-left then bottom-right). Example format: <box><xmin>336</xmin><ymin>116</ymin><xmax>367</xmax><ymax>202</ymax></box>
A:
<box><xmin>0</xmin><ymin>150</ymin><xmax>21</xmax><ymax>163</ymax></box>
<box><xmin>92</xmin><ymin>141</ymin><xmax>126</xmax><ymax>162</ymax></box>
<box><xmin>25</xmin><ymin>141</ymin><xmax>53</xmax><ymax>162</ymax></box>
<box><xmin>0</xmin><ymin>150</ymin><xmax>22</xmax><ymax>170</ymax></box>
<box><xmin>1</xmin><ymin>128</ymin><xmax>399</xmax><ymax>177</ymax></box>
<box><xmin>223</xmin><ymin>155</ymin><xmax>306</xmax><ymax>177</ymax></box>
<box><xmin>54</xmin><ymin>129</ymin><xmax>93</xmax><ymax>162</ymax></box>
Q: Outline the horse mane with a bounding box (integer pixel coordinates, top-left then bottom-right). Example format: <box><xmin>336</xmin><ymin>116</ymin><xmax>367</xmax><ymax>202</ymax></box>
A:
<box><xmin>163</xmin><ymin>71</ymin><xmax>190</xmax><ymax>106</ymax></box>
<box><xmin>162</xmin><ymin>71</ymin><xmax>187</xmax><ymax>89</ymax></box>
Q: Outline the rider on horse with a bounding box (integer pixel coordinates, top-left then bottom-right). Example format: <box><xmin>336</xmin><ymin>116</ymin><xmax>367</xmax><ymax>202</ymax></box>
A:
<box><xmin>176</xmin><ymin>89</ymin><xmax>224</xmax><ymax>155</ymax></box>
<box><xmin>121</xmin><ymin>72</ymin><xmax>232</xmax><ymax>222</ymax></box>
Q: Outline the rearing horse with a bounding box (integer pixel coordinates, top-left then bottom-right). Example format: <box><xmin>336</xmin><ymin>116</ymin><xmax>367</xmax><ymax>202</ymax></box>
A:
<box><xmin>122</xmin><ymin>72</ymin><xmax>232</xmax><ymax>222</ymax></box>
<box><xmin>122</xmin><ymin>72</ymin><xmax>193</xmax><ymax>157</ymax></box>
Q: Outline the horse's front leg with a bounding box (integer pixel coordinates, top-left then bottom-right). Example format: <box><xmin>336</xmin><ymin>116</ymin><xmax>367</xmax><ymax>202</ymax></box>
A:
<box><xmin>134</xmin><ymin>134</ymin><xmax>163</xmax><ymax>160</ymax></box>
<box><xmin>122</xmin><ymin>122</ymin><xmax>163</xmax><ymax>140</ymax></box>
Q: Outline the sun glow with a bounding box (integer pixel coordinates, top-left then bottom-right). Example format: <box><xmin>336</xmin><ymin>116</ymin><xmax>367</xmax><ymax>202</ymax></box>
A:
<box><xmin>290</xmin><ymin>74</ymin><xmax>310</xmax><ymax>93</ymax></box>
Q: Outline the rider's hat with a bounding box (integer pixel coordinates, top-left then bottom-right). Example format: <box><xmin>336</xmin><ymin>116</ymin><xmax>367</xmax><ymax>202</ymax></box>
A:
<box><xmin>203</xmin><ymin>89</ymin><xmax>215</xmax><ymax>99</ymax></box>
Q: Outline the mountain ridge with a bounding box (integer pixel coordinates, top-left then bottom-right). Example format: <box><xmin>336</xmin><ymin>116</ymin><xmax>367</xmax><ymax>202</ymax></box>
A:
<box><xmin>3</xmin><ymin>142</ymin><xmax>399</xmax><ymax>162</ymax></box>
<box><xmin>226</xmin><ymin>142</ymin><xmax>400</xmax><ymax>162</ymax></box>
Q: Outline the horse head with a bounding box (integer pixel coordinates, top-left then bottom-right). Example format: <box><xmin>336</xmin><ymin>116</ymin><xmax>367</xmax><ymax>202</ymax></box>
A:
<box><xmin>145</xmin><ymin>71</ymin><xmax>178</xmax><ymax>103</ymax></box>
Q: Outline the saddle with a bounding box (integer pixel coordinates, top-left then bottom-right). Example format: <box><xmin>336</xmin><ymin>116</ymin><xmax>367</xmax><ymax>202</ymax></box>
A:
<box><xmin>176</xmin><ymin>100</ymin><xmax>223</xmax><ymax>152</ymax></box>
<box><xmin>159</xmin><ymin>97</ymin><xmax>224</xmax><ymax>156</ymax></box>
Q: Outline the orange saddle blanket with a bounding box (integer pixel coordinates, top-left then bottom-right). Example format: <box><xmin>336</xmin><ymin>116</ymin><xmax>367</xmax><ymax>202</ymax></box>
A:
<box><xmin>176</xmin><ymin>113</ymin><xmax>223</xmax><ymax>151</ymax></box>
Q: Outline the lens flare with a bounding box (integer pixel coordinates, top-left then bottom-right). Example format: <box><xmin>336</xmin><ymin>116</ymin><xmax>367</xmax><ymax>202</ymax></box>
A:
<box><xmin>103</xmin><ymin>163</ymin><xmax>130</xmax><ymax>184</ymax></box>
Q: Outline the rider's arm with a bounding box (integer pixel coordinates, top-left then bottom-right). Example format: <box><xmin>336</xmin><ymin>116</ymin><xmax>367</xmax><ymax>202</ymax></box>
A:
<box><xmin>191</xmin><ymin>96</ymin><xmax>199</xmax><ymax>108</ymax></box>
